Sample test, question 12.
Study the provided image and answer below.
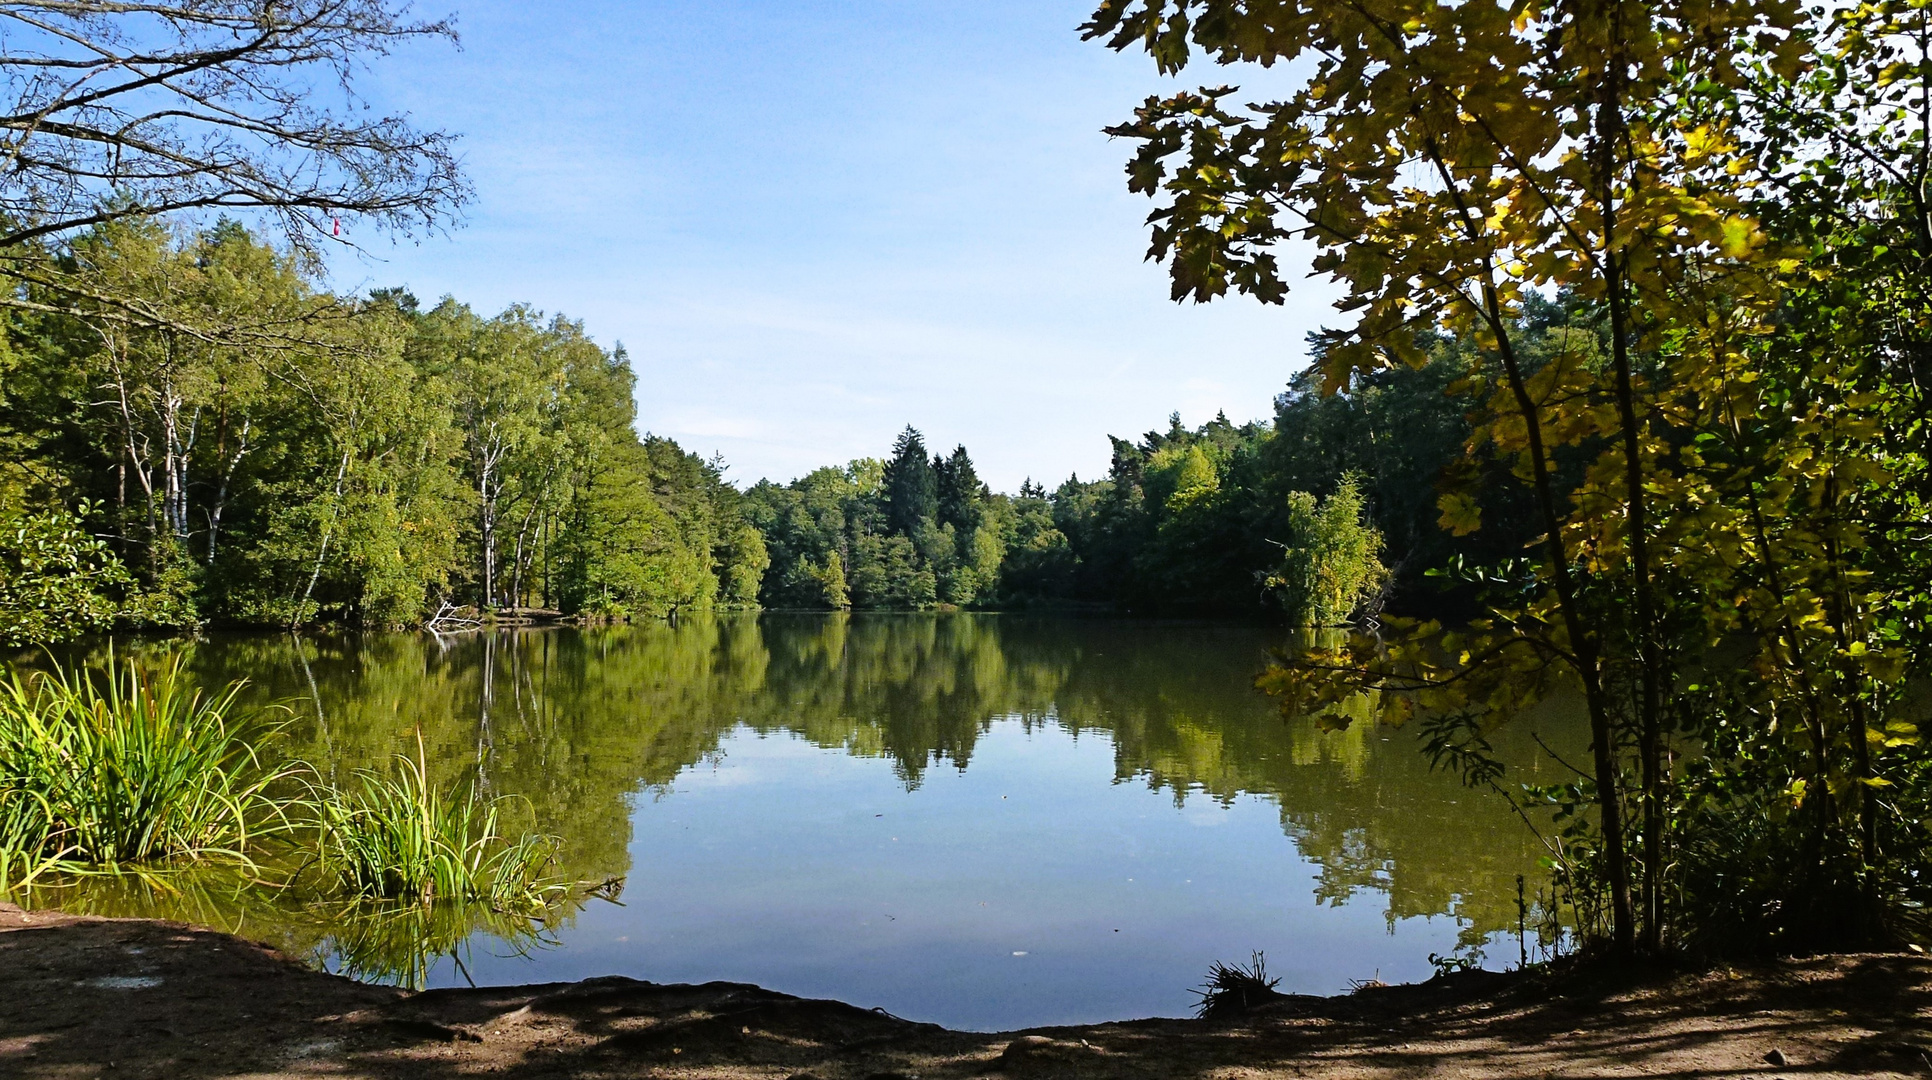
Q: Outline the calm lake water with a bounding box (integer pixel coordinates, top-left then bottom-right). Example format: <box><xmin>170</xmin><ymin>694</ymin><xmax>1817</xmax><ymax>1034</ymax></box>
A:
<box><xmin>27</xmin><ymin>614</ymin><xmax>1578</xmax><ymax>1031</ymax></box>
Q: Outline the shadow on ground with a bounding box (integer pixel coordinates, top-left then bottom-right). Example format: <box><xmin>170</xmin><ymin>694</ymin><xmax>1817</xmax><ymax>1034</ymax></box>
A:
<box><xmin>3</xmin><ymin>904</ymin><xmax>1930</xmax><ymax>1079</ymax></box>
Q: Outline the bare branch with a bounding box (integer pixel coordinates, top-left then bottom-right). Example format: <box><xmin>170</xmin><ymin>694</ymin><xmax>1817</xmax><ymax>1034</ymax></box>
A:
<box><xmin>0</xmin><ymin>0</ymin><xmax>467</xmax><ymax>255</ymax></box>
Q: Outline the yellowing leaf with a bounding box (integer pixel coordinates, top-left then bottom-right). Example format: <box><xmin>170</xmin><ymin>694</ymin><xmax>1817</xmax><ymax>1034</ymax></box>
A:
<box><xmin>1719</xmin><ymin>218</ymin><xmax>1757</xmax><ymax>258</ymax></box>
<box><xmin>1437</xmin><ymin>492</ymin><xmax>1483</xmax><ymax>536</ymax></box>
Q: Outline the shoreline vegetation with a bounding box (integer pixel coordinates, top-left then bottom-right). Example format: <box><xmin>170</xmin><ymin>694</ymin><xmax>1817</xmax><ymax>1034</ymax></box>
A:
<box><xmin>0</xmin><ymin>657</ymin><xmax>598</xmax><ymax>988</ymax></box>
<box><xmin>2</xmin><ymin>236</ymin><xmax>1415</xmax><ymax>638</ymax></box>
<box><xmin>0</xmin><ymin>0</ymin><xmax>1929</xmax><ymax>1064</ymax></box>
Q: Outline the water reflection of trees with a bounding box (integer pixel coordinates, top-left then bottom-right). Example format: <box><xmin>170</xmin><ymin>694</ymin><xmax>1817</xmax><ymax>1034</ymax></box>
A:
<box><xmin>4</xmin><ymin>857</ymin><xmax>594</xmax><ymax>990</ymax></box>
<box><xmin>154</xmin><ymin>615</ymin><xmax>1570</xmax><ymax>942</ymax></box>
<box><xmin>1039</xmin><ymin>621</ymin><xmax>1575</xmax><ymax>943</ymax></box>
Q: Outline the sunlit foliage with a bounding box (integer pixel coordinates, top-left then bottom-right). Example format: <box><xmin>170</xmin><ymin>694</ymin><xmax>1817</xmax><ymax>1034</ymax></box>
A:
<box><xmin>1086</xmin><ymin>0</ymin><xmax>1932</xmax><ymax>954</ymax></box>
<box><xmin>0</xmin><ymin>220</ymin><xmax>761</xmax><ymax>633</ymax></box>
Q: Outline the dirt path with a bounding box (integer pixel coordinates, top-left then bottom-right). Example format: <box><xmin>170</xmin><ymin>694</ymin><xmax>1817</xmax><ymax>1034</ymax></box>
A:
<box><xmin>4</xmin><ymin>903</ymin><xmax>1931</xmax><ymax>1079</ymax></box>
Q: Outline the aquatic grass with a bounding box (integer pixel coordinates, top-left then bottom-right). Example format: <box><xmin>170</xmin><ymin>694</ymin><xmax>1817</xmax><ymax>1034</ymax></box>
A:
<box><xmin>0</xmin><ymin>656</ymin><xmax>587</xmax><ymax>993</ymax></box>
<box><xmin>0</xmin><ymin>657</ymin><xmax>301</xmax><ymax>883</ymax></box>
<box><xmin>313</xmin><ymin>736</ymin><xmax>564</xmax><ymax>913</ymax></box>
<box><xmin>0</xmin><ymin>787</ymin><xmax>61</xmax><ymax>887</ymax></box>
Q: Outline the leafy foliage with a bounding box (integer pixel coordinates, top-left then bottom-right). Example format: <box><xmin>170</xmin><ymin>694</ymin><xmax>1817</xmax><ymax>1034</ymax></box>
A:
<box><xmin>1267</xmin><ymin>476</ymin><xmax>1387</xmax><ymax>627</ymax></box>
<box><xmin>754</xmin><ymin>405</ymin><xmax>1447</xmax><ymax>621</ymax></box>
<box><xmin>0</xmin><ymin>220</ymin><xmax>761</xmax><ymax>632</ymax></box>
<box><xmin>1085</xmin><ymin>0</ymin><xmax>1932</xmax><ymax>955</ymax></box>
<box><xmin>0</xmin><ymin>501</ymin><xmax>136</xmax><ymax>646</ymax></box>
<box><xmin>747</xmin><ymin>432</ymin><xmax>1007</xmax><ymax>610</ymax></box>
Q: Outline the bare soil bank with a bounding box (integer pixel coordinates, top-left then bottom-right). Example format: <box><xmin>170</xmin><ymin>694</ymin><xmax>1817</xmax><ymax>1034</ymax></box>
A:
<box><xmin>4</xmin><ymin>904</ymin><xmax>1931</xmax><ymax>1079</ymax></box>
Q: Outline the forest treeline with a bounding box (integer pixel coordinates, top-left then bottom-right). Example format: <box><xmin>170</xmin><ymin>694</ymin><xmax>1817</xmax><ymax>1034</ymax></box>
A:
<box><xmin>0</xmin><ymin>218</ymin><xmax>767</xmax><ymax>639</ymax></box>
<box><xmin>0</xmin><ymin>215</ymin><xmax>1453</xmax><ymax>638</ymax></box>
<box><xmin>0</xmin><ymin>212</ymin><xmax>1639</xmax><ymax>639</ymax></box>
<box><xmin>748</xmin><ymin>342</ymin><xmax>1514</xmax><ymax>619</ymax></box>
<box><xmin>749</xmin><ymin>303</ymin><xmax>1624</xmax><ymax>618</ymax></box>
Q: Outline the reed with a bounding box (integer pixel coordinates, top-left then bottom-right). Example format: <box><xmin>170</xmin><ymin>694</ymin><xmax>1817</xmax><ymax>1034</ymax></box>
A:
<box><xmin>0</xmin><ymin>657</ymin><xmax>297</xmax><ymax>883</ymax></box>
<box><xmin>313</xmin><ymin>737</ymin><xmax>562</xmax><ymax>913</ymax></box>
<box><xmin>0</xmin><ymin>653</ymin><xmax>573</xmax><ymax>970</ymax></box>
<box><xmin>0</xmin><ymin>787</ymin><xmax>58</xmax><ymax>887</ymax></box>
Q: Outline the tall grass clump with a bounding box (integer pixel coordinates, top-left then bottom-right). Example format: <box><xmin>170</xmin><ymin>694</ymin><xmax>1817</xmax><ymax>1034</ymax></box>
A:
<box><xmin>0</xmin><ymin>657</ymin><xmax>298</xmax><ymax>883</ymax></box>
<box><xmin>314</xmin><ymin>738</ymin><xmax>562</xmax><ymax>913</ymax></box>
<box><xmin>0</xmin><ymin>787</ymin><xmax>58</xmax><ymax>886</ymax></box>
<box><xmin>1192</xmin><ymin>952</ymin><xmax>1288</xmax><ymax>1019</ymax></box>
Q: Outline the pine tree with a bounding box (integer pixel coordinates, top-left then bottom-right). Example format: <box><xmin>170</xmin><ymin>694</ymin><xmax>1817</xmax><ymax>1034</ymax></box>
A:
<box><xmin>934</xmin><ymin>444</ymin><xmax>983</xmax><ymax>536</ymax></box>
<box><xmin>882</xmin><ymin>426</ymin><xmax>936</xmax><ymax>537</ymax></box>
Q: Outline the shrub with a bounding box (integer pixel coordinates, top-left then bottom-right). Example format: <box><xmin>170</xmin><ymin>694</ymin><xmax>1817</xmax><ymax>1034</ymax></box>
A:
<box><xmin>1268</xmin><ymin>476</ymin><xmax>1388</xmax><ymax>626</ymax></box>
<box><xmin>0</xmin><ymin>502</ymin><xmax>133</xmax><ymax>646</ymax></box>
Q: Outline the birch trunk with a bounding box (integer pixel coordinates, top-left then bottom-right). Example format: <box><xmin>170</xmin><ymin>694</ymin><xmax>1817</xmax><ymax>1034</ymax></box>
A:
<box><xmin>206</xmin><ymin>417</ymin><xmax>251</xmax><ymax>564</ymax></box>
<box><xmin>476</xmin><ymin>425</ymin><xmax>507</xmax><ymax>611</ymax></box>
<box><xmin>104</xmin><ymin>334</ymin><xmax>160</xmax><ymax>571</ymax></box>
<box><xmin>295</xmin><ymin>447</ymin><xmax>352</xmax><ymax>627</ymax></box>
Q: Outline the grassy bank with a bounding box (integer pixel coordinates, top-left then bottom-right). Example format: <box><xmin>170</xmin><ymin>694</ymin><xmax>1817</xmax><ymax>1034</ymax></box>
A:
<box><xmin>0</xmin><ymin>658</ymin><xmax>584</xmax><ymax>984</ymax></box>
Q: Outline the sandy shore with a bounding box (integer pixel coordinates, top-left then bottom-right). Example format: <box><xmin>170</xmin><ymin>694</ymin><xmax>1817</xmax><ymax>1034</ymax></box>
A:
<box><xmin>3</xmin><ymin>902</ymin><xmax>1930</xmax><ymax>1079</ymax></box>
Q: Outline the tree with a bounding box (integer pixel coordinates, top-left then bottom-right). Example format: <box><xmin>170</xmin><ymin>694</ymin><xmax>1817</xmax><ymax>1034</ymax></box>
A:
<box><xmin>934</xmin><ymin>445</ymin><xmax>983</xmax><ymax>535</ymax></box>
<box><xmin>1266</xmin><ymin>477</ymin><xmax>1387</xmax><ymax>627</ymax></box>
<box><xmin>996</xmin><ymin>479</ymin><xmax>1077</xmax><ymax>603</ymax></box>
<box><xmin>0</xmin><ymin>214</ymin><xmax>757</xmax><ymax>634</ymax></box>
<box><xmin>0</xmin><ymin>1</ymin><xmax>464</xmax><ymax>258</ymax></box>
<box><xmin>1081</xmin><ymin>0</ymin><xmax>1894</xmax><ymax>953</ymax></box>
<box><xmin>752</xmin><ymin>435</ymin><xmax>1011</xmax><ymax>611</ymax></box>
<box><xmin>882</xmin><ymin>426</ymin><xmax>936</xmax><ymax>537</ymax></box>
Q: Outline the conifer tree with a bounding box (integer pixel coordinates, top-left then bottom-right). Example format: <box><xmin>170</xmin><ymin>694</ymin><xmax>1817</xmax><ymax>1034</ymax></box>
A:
<box><xmin>935</xmin><ymin>445</ymin><xmax>984</xmax><ymax>537</ymax></box>
<box><xmin>882</xmin><ymin>426</ymin><xmax>937</xmax><ymax>537</ymax></box>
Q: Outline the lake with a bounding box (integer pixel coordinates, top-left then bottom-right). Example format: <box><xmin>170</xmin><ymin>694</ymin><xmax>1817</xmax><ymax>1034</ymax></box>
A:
<box><xmin>23</xmin><ymin>614</ymin><xmax>1577</xmax><ymax>1031</ymax></box>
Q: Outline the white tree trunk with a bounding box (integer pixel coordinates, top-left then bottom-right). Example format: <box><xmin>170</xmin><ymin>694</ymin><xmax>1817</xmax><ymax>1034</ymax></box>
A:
<box><xmin>295</xmin><ymin>448</ymin><xmax>352</xmax><ymax>626</ymax></box>
<box><xmin>206</xmin><ymin>416</ymin><xmax>251</xmax><ymax>564</ymax></box>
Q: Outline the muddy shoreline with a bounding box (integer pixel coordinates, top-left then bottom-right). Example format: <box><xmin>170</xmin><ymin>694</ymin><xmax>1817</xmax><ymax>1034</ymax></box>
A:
<box><xmin>4</xmin><ymin>903</ymin><xmax>1930</xmax><ymax>1079</ymax></box>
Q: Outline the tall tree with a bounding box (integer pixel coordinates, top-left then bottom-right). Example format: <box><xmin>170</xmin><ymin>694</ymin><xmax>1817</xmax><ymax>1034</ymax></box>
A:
<box><xmin>934</xmin><ymin>445</ymin><xmax>983</xmax><ymax>536</ymax></box>
<box><xmin>883</xmin><ymin>426</ymin><xmax>937</xmax><ymax>537</ymax></box>
<box><xmin>1084</xmin><ymin>0</ymin><xmax>1829</xmax><ymax>952</ymax></box>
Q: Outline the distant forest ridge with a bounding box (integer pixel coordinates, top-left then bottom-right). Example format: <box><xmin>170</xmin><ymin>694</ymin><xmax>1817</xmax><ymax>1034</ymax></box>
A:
<box><xmin>751</xmin><ymin>291</ymin><xmax>1584</xmax><ymax>618</ymax></box>
<box><xmin>748</xmin><ymin>341</ymin><xmax>1485</xmax><ymax>617</ymax></box>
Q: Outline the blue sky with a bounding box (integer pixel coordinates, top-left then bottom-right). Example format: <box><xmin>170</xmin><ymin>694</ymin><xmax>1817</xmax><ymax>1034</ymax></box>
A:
<box><xmin>327</xmin><ymin>0</ymin><xmax>1340</xmax><ymax>491</ymax></box>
